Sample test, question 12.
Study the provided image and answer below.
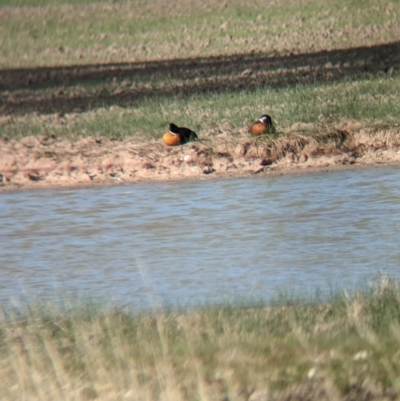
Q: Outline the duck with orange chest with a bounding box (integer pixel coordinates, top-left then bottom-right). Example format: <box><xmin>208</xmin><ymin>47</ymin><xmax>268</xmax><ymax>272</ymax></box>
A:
<box><xmin>163</xmin><ymin>123</ymin><xmax>198</xmax><ymax>146</ymax></box>
<box><xmin>249</xmin><ymin>114</ymin><xmax>274</xmax><ymax>136</ymax></box>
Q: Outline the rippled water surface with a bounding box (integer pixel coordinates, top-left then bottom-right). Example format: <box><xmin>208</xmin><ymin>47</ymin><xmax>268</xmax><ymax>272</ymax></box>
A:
<box><xmin>2</xmin><ymin>166</ymin><xmax>400</xmax><ymax>308</ymax></box>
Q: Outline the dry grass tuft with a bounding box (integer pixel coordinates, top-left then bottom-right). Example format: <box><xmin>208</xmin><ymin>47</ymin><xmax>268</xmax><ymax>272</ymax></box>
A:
<box><xmin>1</xmin><ymin>277</ymin><xmax>400</xmax><ymax>400</ymax></box>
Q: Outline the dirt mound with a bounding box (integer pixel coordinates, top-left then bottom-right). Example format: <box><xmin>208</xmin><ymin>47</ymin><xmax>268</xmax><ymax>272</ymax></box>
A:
<box><xmin>1</xmin><ymin>122</ymin><xmax>400</xmax><ymax>191</ymax></box>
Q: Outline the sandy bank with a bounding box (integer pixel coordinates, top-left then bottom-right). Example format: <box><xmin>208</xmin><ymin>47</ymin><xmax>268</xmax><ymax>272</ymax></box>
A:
<box><xmin>1</xmin><ymin>121</ymin><xmax>400</xmax><ymax>191</ymax></box>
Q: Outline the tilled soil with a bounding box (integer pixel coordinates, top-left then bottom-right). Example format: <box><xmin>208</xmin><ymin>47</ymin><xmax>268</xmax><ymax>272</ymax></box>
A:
<box><xmin>1</xmin><ymin>40</ymin><xmax>399</xmax><ymax>117</ymax></box>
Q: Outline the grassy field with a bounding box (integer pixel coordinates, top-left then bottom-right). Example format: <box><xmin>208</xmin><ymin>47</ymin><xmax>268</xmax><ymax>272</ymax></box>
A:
<box><xmin>1</xmin><ymin>277</ymin><xmax>400</xmax><ymax>401</ymax></box>
<box><xmin>1</xmin><ymin>2</ymin><xmax>400</xmax><ymax>398</ymax></box>
<box><xmin>1</xmin><ymin>0</ymin><xmax>399</xmax><ymax>67</ymax></box>
<box><xmin>1</xmin><ymin>0</ymin><xmax>400</xmax><ymax>140</ymax></box>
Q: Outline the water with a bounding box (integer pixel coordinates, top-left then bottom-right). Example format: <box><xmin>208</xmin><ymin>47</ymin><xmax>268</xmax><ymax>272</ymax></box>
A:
<box><xmin>1</xmin><ymin>166</ymin><xmax>400</xmax><ymax>309</ymax></box>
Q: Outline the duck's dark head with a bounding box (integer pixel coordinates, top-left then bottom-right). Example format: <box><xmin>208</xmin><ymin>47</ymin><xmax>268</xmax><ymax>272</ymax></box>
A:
<box><xmin>169</xmin><ymin>123</ymin><xmax>179</xmax><ymax>134</ymax></box>
<box><xmin>259</xmin><ymin>115</ymin><xmax>272</xmax><ymax>125</ymax></box>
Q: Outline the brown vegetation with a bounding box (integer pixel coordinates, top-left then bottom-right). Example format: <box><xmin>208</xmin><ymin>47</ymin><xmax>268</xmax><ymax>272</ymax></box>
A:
<box><xmin>1</xmin><ymin>121</ymin><xmax>400</xmax><ymax>191</ymax></box>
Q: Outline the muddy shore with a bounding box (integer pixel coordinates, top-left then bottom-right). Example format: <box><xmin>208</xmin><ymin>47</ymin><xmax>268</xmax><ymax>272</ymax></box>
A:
<box><xmin>1</xmin><ymin>121</ymin><xmax>400</xmax><ymax>192</ymax></box>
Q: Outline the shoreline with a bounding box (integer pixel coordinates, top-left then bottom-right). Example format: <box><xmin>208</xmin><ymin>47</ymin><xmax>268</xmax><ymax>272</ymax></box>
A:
<box><xmin>1</xmin><ymin>158</ymin><xmax>399</xmax><ymax>194</ymax></box>
<box><xmin>1</xmin><ymin>122</ymin><xmax>400</xmax><ymax>192</ymax></box>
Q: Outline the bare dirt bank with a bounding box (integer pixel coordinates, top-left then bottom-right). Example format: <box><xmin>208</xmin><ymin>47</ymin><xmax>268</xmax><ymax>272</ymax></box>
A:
<box><xmin>1</xmin><ymin>121</ymin><xmax>400</xmax><ymax>191</ymax></box>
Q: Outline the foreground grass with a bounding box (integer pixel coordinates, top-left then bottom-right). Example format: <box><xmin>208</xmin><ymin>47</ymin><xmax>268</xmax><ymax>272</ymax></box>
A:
<box><xmin>2</xmin><ymin>277</ymin><xmax>400</xmax><ymax>400</ymax></box>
